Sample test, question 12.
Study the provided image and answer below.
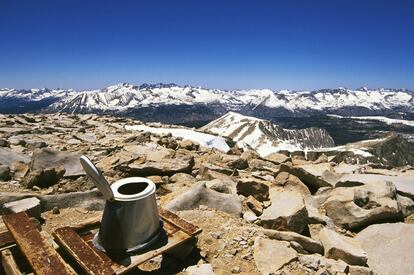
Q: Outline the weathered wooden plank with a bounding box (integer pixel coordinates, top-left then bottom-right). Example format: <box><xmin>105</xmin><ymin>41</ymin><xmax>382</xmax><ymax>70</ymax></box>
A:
<box><xmin>159</xmin><ymin>208</ymin><xmax>201</xmax><ymax>236</ymax></box>
<box><xmin>1</xmin><ymin>249</ymin><xmax>21</xmax><ymax>275</ymax></box>
<box><xmin>2</xmin><ymin>212</ymin><xmax>76</xmax><ymax>275</ymax></box>
<box><xmin>54</xmin><ymin>227</ymin><xmax>115</xmax><ymax>275</ymax></box>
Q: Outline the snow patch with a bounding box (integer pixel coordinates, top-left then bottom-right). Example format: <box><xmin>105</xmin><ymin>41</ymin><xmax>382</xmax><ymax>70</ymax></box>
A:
<box><xmin>202</xmin><ymin>112</ymin><xmax>334</xmax><ymax>157</ymax></box>
<box><xmin>328</xmin><ymin>114</ymin><xmax>414</xmax><ymax>127</ymax></box>
<box><xmin>125</xmin><ymin>124</ymin><xmax>230</xmax><ymax>152</ymax></box>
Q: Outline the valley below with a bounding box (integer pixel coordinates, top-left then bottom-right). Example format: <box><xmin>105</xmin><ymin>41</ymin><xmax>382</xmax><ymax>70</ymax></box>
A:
<box><xmin>271</xmin><ymin>114</ymin><xmax>414</xmax><ymax>145</ymax></box>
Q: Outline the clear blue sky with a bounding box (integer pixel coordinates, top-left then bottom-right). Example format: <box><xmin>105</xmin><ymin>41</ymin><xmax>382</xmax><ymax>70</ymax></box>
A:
<box><xmin>0</xmin><ymin>0</ymin><xmax>413</xmax><ymax>91</ymax></box>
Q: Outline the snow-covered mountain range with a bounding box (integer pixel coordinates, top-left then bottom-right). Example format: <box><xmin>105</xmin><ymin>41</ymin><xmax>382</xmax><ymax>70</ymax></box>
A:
<box><xmin>201</xmin><ymin>112</ymin><xmax>335</xmax><ymax>156</ymax></box>
<box><xmin>1</xmin><ymin>83</ymin><xmax>413</xmax><ymax>122</ymax></box>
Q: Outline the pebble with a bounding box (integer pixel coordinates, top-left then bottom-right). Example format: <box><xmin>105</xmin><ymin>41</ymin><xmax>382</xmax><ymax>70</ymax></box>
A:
<box><xmin>9</xmin><ymin>138</ymin><xmax>26</xmax><ymax>146</ymax></box>
<box><xmin>52</xmin><ymin>206</ymin><xmax>60</xmax><ymax>215</ymax></box>
<box><xmin>263</xmin><ymin>200</ymin><xmax>272</xmax><ymax>208</ymax></box>
<box><xmin>32</xmin><ymin>185</ymin><xmax>41</xmax><ymax>191</ymax></box>
<box><xmin>242</xmin><ymin>252</ymin><xmax>253</xmax><ymax>260</ymax></box>
<box><xmin>290</xmin><ymin>241</ymin><xmax>307</xmax><ymax>254</ymax></box>
<box><xmin>228</xmin><ymin>248</ymin><xmax>238</xmax><ymax>255</ymax></box>
<box><xmin>41</xmin><ymin>188</ymin><xmax>54</xmax><ymax>195</ymax></box>
<box><xmin>0</xmin><ymin>139</ymin><xmax>9</xmax><ymax>147</ymax></box>
<box><xmin>210</xmin><ymin>231</ymin><xmax>222</xmax><ymax>239</ymax></box>
<box><xmin>337</xmin><ymin>228</ymin><xmax>347</xmax><ymax>234</ymax></box>
<box><xmin>344</xmin><ymin>230</ymin><xmax>354</xmax><ymax>237</ymax></box>
<box><xmin>231</xmin><ymin>266</ymin><xmax>241</xmax><ymax>273</ymax></box>
<box><xmin>148</xmin><ymin>255</ymin><xmax>163</xmax><ymax>265</ymax></box>
<box><xmin>199</xmin><ymin>205</ymin><xmax>208</xmax><ymax>210</ymax></box>
<box><xmin>239</xmin><ymin>240</ymin><xmax>248</xmax><ymax>246</ymax></box>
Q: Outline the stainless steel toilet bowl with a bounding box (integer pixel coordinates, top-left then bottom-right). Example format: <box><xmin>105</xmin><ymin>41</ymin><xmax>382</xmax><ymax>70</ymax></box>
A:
<box><xmin>94</xmin><ymin>177</ymin><xmax>162</xmax><ymax>254</ymax></box>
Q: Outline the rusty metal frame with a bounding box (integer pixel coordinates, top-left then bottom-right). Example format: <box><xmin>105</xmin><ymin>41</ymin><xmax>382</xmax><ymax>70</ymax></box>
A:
<box><xmin>2</xmin><ymin>212</ymin><xmax>76</xmax><ymax>275</ymax></box>
<box><xmin>1</xmin><ymin>208</ymin><xmax>201</xmax><ymax>275</ymax></box>
<box><xmin>54</xmin><ymin>227</ymin><xmax>115</xmax><ymax>275</ymax></box>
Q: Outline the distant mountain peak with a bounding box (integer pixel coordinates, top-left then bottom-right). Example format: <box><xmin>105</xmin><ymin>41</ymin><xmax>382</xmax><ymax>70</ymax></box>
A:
<box><xmin>224</xmin><ymin>111</ymin><xmax>264</xmax><ymax>122</ymax></box>
<box><xmin>201</xmin><ymin>112</ymin><xmax>335</xmax><ymax>156</ymax></box>
<box><xmin>139</xmin><ymin>83</ymin><xmax>179</xmax><ymax>89</ymax></box>
<box><xmin>357</xmin><ymin>87</ymin><xmax>369</xmax><ymax>92</ymax></box>
<box><xmin>105</xmin><ymin>82</ymin><xmax>136</xmax><ymax>91</ymax></box>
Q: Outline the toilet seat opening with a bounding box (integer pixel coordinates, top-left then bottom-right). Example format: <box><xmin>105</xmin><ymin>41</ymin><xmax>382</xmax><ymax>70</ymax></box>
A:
<box><xmin>117</xmin><ymin>182</ymin><xmax>149</xmax><ymax>195</ymax></box>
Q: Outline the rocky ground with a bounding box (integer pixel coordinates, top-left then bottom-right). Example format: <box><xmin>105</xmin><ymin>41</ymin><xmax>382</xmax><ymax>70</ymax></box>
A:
<box><xmin>1</xmin><ymin>113</ymin><xmax>414</xmax><ymax>275</ymax></box>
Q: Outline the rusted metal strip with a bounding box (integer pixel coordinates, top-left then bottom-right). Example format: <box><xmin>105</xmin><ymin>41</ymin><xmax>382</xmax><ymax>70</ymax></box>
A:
<box><xmin>81</xmin><ymin>232</ymin><xmax>94</xmax><ymax>242</ymax></box>
<box><xmin>0</xmin><ymin>231</ymin><xmax>14</xmax><ymax>249</ymax></box>
<box><xmin>80</xmin><ymin>233</ymin><xmax>122</xmax><ymax>271</ymax></box>
<box><xmin>54</xmin><ymin>227</ymin><xmax>114</xmax><ymax>275</ymax></box>
<box><xmin>2</xmin><ymin>212</ymin><xmax>76</xmax><ymax>275</ymax></box>
<box><xmin>1</xmin><ymin>248</ymin><xmax>22</xmax><ymax>275</ymax></box>
<box><xmin>80</xmin><ymin>228</ymin><xmax>194</xmax><ymax>274</ymax></box>
<box><xmin>162</xmin><ymin>221</ymin><xmax>180</xmax><ymax>236</ymax></box>
<box><xmin>159</xmin><ymin>208</ymin><xmax>201</xmax><ymax>236</ymax></box>
<box><xmin>54</xmin><ymin>208</ymin><xmax>201</xmax><ymax>274</ymax></box>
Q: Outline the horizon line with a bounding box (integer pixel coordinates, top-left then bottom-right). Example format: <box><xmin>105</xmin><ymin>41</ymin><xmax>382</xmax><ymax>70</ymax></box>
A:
<box><xmin>1</xmin><ymin>82</ymin><xmax>412</xmax><ymax>93</ymax></box>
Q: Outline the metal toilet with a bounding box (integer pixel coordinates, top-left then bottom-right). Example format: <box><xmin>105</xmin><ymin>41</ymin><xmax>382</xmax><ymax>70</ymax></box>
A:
<box><xmin>80</xmin><ymin>156</ymin><xmax>163</xmax><ymax>254</ymax></box>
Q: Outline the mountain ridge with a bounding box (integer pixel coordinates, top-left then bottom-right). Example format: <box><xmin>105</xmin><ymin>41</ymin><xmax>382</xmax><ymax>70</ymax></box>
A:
<box><xmin>201</xmin><ymin>112</ymin><xmax>335</xmax><ymax>156</ymax></box>
<box><xmin>1</xmin><ymin>83</ymin><xmax>413</xmax><ymax>120</ymax></box>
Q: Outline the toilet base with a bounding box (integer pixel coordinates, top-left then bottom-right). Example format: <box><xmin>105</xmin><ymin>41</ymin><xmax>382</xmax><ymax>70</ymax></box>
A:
<box><xmin>92</xmin><ymin>220</ymin><xmax>165</xmax><ymax>255</ymax></box>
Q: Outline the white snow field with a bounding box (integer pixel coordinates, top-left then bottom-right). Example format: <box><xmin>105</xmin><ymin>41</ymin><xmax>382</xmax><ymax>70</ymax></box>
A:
<box><xmin>328</xmin><ymin>114</ymin><xmax>414</xmax><ymax>127</ymax></box>
<box><xmin>125</xmin><ymin>124</ymin><xmax>230</xmax><ymax>152</ymax></box>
